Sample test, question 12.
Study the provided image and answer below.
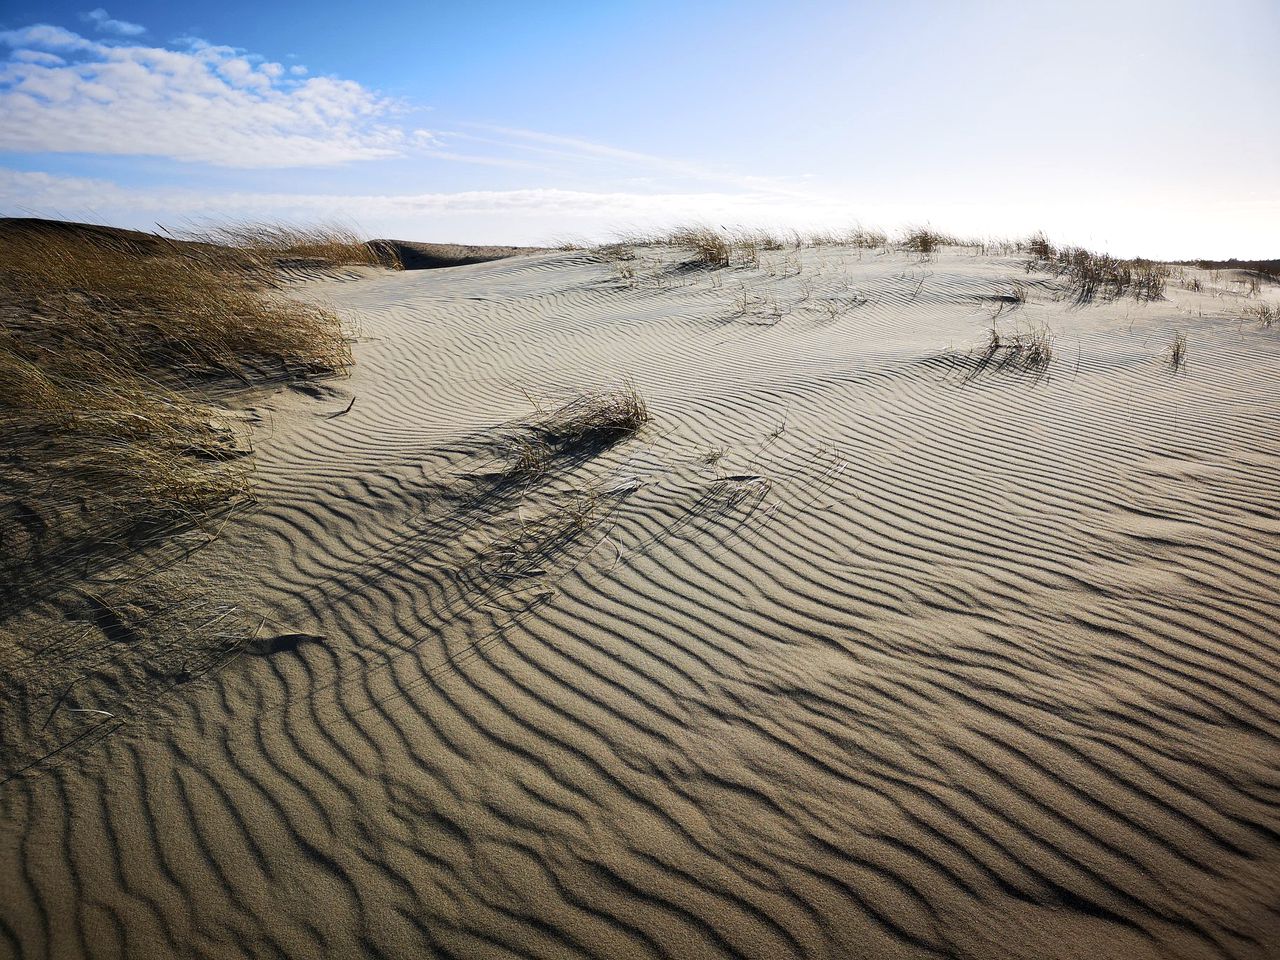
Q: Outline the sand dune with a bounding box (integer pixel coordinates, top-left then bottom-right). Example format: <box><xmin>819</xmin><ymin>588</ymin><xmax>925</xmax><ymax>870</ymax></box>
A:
<box><xmin>2</xmin><ymin>242</ymin><xmax>1279</xmax><ymax>959</ymax></box>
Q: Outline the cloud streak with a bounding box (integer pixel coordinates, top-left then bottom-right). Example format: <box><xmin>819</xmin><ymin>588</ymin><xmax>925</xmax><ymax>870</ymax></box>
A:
<box><xmin>456</xmin><ymin>123</ymin><xmax>810</xmax><ymax>195</ymax></box>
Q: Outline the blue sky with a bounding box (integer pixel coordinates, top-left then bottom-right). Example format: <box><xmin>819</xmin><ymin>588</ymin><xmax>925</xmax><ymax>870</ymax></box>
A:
<box><xmin>1</xmin><ymin>0</ymin><xmax>1276</xmax><ymax>257</ymax></box>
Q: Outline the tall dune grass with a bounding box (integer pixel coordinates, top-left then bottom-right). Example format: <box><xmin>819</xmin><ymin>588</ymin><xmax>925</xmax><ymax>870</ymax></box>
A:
<box><xmin>178</xmin><ymin>220</ymin><xmax>400</xmax><ymax>269</ymax></box>
<box><xmin>0</xmin><ymin>221</ymin><xmax>360</xmax><ymax>606</ymax></box>
<box><xmin>1025</xmin><ymin>234</ymin><xmax>1167</xmax><ymax>302</ymax></box>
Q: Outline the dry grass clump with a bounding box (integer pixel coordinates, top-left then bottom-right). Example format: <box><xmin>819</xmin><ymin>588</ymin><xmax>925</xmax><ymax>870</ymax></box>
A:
<box><xmin>1250</xmin><ymin>303</ymin><xmax>1277</xmax><ymax>327</ymax></box>
<box><xmin>899</xmin><ymin>227</ymin><xmax>963</xmax><ymax>255</ymax></box>
<box><xmin>605</xmin><ymin>225</ymin><xmax>796</xmax><ymax>270</ymax></box>
<box><xmin>0</xmin><ymin>347</ymin><xmax>252</xmax><ymax>604</ymax></box>
<box><xmin>989</xmin><ymin>280</ymin><xmax>1030</xmax><ymax>313</ymax></box>
<box><xmin>1025</xmin><ymin>235</ymin><xmax>1168</xmax><ymax>302</ymax></box>
<box><xmin>849</xmin><ymin>227</ymin><xmax>890</xmax><ymax>249</ymax></box>
<box><xmin>967</xmin><ymin>324</ymin><xmax>1055</xmax><ymax>379</ymax></box>
<box><xmin>609</xmin><ymin>222</ymin><xmax>987</xmax><ymax>264</ymax></box>
<box><xmin>507</xmin><ymin>437</ymin><xmax>553</xmax><ymax>475</ymax></box>
<box><xmin>803</xmin><ymin>227</ymin><xmax>888</xmax><ymax>249</ymax></box>
<box><xmin>532</xmin><ymin>382</ymin><xmax>650</xmax><ymax>447</ymax></box>
<box><xmin>498</xmin><ymin>382</ymin><xmax>650</xmax><ymax>482</ymax></box>
<box><xmin>594</xmin><ymin>241</ymin><xmax>639</xmax><ymax>263</ymax></box>
<box><xmin>1024</xmin><ymin>232</ymin><xmax>1055</xmax><ymax>259</ymax></box>
<box><xmin>179</xmin><ymin>220</ymin><xmax>400</xmax><ymax>269</ymax></box>
<box><xmin>0</xmin><ymin>221</ymin><xmax>352</xmax><ymax>605</ymax></box>
<box><xmin>667</xmin><ymin>225</ymin><xmax>734</xmax><ymax>268</ymax></box>
<box><xmin>1167</xmin><ymin>332</ymin><xmax>1188</xmax><ymax>371</ymax></box>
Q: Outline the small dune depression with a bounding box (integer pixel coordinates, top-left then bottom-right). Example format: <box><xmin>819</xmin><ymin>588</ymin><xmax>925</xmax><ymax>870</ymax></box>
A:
<box><xmin>3</xmin><ymin>221</ymin><xmax>1280</xmax><ymax>960</ymax></box>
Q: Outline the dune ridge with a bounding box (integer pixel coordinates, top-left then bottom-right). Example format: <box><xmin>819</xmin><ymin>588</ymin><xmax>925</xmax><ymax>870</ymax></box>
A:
<box><xmin>1</xmin><ymin>241</ymin><xmax>1279</xmax><ymax>959</ymax></box>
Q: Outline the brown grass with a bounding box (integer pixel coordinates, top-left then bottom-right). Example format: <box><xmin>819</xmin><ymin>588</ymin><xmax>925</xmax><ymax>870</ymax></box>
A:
<box><xmin>1025</xmin><ymin>232</ymin><xmax>1054</xmax><ymax>259</ymax></box>
<box><xmin>967</xmin><ymin>323</ymin><xmax>1054</xmax><ymax>379</ymax></box>
<box><xmin>495</xmin><ymin>382</ymin><xmax>651</xmax><ymax>485</ymax></box>
<box><xmin>0</xmin><ymin>221</ymin><xmax>356</xmax><ymax>605</ymax></box>
<box><xmin>801</xmin><ymin>227</ymin><xmax>889</xmax><ymax>249</ymax></box>
<box><xmin>898</xmin><ymin>227</ymin><xmax>963</xmax><ymax>255</ymax></box>
<box><xmin>846</xmin><ymin>227</ymin><xmax>889</xmax><ymax>249</ymax></box>
<box><xmin>532</xmin><ymin>382</ymin><xmax>650</xmax><ymax>447</ymax></box>
<box><xmin>1167</xmin><ymin>331</ymin><xmax>1187</xmax><ymax>371</ymax></box>
<box><xmin>602</xmin><ymin>226</ymin><xmax>802</xmax><ymax>270</ymax></box>
<box><xmin>608</xmin><ymin>222</ymin><xmax>980</xmax><ymax>264</ymax></box>
<box><xmin>507</xmin><ymin>437</ymin><xmax>553</xmax><ymax>475</ymax></box>
<box><xmin>177</xmin><ymin>220</ymin><xmax>400</xmax><ymax>269</ymax></box>
<box><xmin>1027</xmin><ymin>236</ymin><xmax>1168</xmax><ymax>302</ymax></box>
<box><xmin>666</xmin><ymin>225</ymin><xmax>733</xmax><ymax>268</ymax></box>
<box><xmin>3</xmin><ymin>227</ymin><xmax>353</xmax><ymax>376</ymax></box>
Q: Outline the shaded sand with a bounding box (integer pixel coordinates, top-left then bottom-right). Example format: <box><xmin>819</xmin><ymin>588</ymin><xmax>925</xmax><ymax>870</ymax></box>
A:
<box><xmin>2</xmin><ymin>244</ymin><xmax>1279</xmax><ymax>959</ymax></box>
<box><xmin>372</xmin><ymin>239</ymin><xmax>542</xmax><ymax>270</ymax></box>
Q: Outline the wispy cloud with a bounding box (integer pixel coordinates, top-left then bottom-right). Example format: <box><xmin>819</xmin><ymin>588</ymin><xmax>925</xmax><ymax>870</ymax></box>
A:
<box><xmin>0</xmin><ymin>23</ymin><xmax>412</xmax><ymax>167</ymax></box>
<box><xmin>81</xmin><ymin>8</ymin><xmax>145</xmax><ymax>37</ymax></box>
<box><xmin>456</xmin><ymin>123</ymin><xmax>810</xmax><ymax>195</ymax></box>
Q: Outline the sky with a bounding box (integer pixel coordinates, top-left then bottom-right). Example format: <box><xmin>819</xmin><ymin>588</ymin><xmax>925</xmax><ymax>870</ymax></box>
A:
<box><xmin>0</xmin><ymin>0</ymin><xmax>1276</xmax><ymax>258</ymax></box>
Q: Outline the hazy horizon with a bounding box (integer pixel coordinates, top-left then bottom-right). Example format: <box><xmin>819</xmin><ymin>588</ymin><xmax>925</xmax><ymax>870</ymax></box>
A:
<box><xmin>1</xmin><ymin>0</ymin><xmax>1276</xmax><ymax>258</ymax></box>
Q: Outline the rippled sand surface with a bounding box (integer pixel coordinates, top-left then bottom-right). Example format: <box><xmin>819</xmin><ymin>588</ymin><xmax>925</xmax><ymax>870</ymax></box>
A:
<box><xmin>3</xmin><ymin>246</ymin><xmax>1279</xmax><ymax>959</ymax></box>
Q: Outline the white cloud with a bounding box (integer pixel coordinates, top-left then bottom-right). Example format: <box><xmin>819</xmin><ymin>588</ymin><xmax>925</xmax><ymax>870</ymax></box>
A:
<box><xmin>82</xmin><ymin>9</ymin><xmax>145</xmax><ymax>37</ymax></box>
<box><xmin>0</xmin><ymin>25</ymin><xmax>412</xmax><ymax>167</ymax></box>
<box><xmin>0</xmin><ymin>25</ymin><xmax>96</xmax><ymax>51</ymax></box>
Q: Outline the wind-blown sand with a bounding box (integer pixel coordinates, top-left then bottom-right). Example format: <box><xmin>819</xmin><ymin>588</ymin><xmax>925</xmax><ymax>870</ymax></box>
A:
<box><xmin>2</xmin><ymin>242</ymin><xmax>1279</xmax><ymax>959</ymax></box>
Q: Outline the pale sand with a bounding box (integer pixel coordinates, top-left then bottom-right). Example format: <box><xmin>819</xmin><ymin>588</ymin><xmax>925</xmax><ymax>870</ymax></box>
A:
<box><xmin>2</xmin><ymin>243</ymin><xmax>1279</xmax><ymax>958</ymax></box>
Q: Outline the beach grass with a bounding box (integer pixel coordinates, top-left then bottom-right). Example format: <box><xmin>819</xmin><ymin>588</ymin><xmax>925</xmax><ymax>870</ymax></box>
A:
<box><xmin>0</xmin><ymin>220</ymin><xmax>362</xmax><ymax>604</ymax></box>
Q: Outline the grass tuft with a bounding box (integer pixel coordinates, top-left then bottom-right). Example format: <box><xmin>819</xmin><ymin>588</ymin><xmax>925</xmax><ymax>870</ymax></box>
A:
<box><xmin>899</xmin><ymin>227</ymin><xmax>962</xmax><ymax>255</ymax></box>
<box><xmin>533</xmin><ymin>382</ymin><xmax>650</xmax><ymax>447</ymax></box>
<box><xmin>1167</xmin><ymin>332</ymin><xmax>1187</xmax><ymax>371</ymax></box>
<box><xmin>967</xmin><ymin>323</ymin><xmax>1054</xmax><ymax>379</ymax></box>
<box><xmin>1025</xmin><ymin>232</ymin><xmax>1055</xmax><ymax>259</ymax></box>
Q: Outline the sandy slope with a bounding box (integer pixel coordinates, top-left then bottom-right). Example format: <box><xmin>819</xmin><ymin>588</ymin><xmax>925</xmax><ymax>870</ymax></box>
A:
<box><xmin>2</xmin><ymin>244</ymin><xmax>1279</xmax><ymax>959</ymax></box>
